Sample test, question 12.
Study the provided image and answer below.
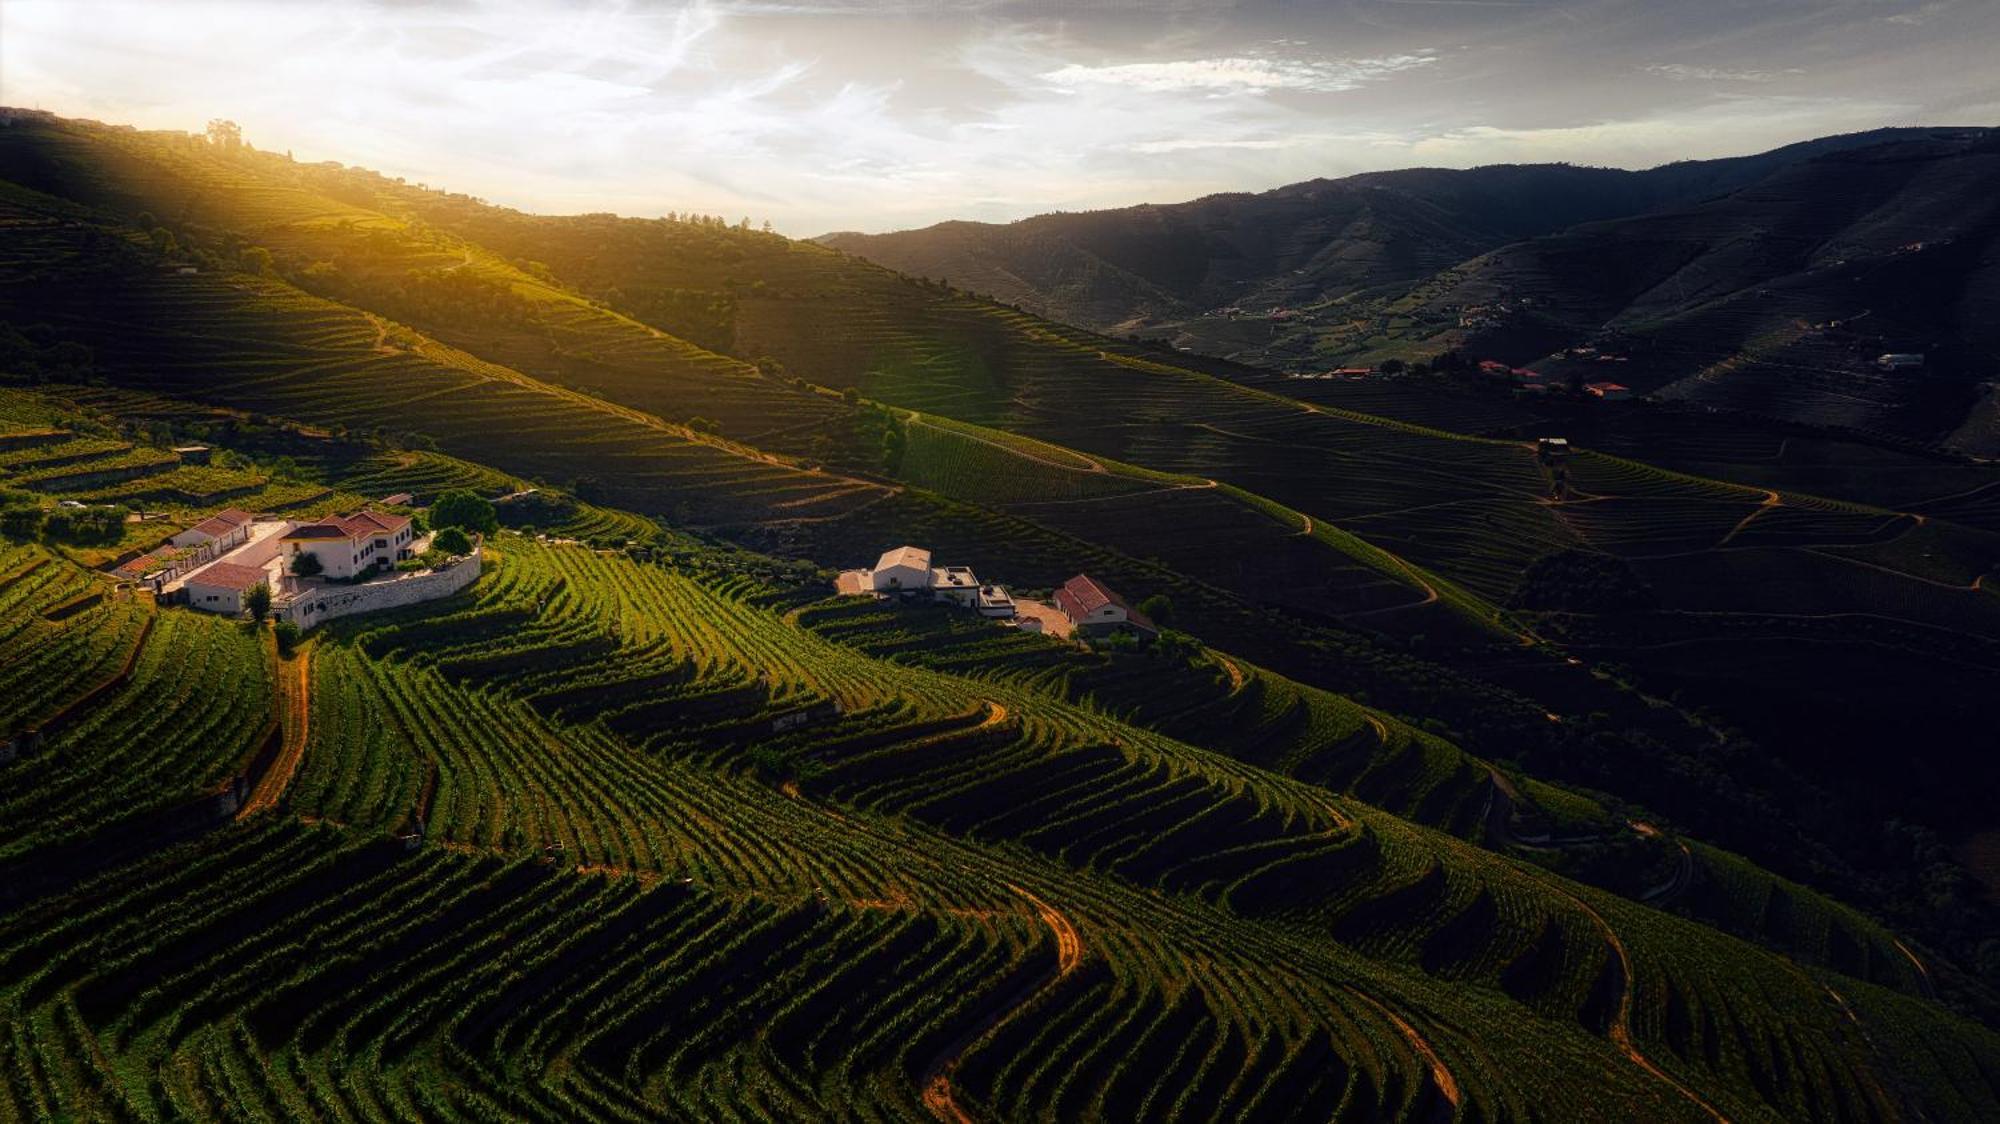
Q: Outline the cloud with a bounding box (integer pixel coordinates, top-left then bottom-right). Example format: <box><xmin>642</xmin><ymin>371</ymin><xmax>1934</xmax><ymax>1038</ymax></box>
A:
<box><xmin>1645</xmin><ymin>64</ymin><xmax>1804</xmax><ymax>84</ymax></box>
<box><xmin>1</xmin><ymin>0</ymin><xmax>1993</xmax><ymax>233</ymax></box>
<box><xmin>1885</xmin><ymin>2</ymin><xmax>1952</xmax><ymax>26</ymax></box>
<box><xmin>1039</xmin><ymin>52</ymin><xmax>1436</xmax><ymax>95</ymax></box>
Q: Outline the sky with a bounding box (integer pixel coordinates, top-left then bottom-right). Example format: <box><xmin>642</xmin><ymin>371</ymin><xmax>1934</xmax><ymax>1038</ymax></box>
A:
<box><xmin>2</xmin><ymin>0</ymin><xmax>1995</xmax><ymax>235</ymax></box>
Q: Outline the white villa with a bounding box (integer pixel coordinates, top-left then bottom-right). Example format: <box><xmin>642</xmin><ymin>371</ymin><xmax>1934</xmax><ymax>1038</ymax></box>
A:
<box><xmin>165</xmin><ymin>507</ymin><xmax>479</xmax><ymax>629</ymax></box>
<box><xmin>841</xmin><ymin>544</ymin><xmax>1016</xmax><ymax>618</ymax></box>
<box><xmin>280</xmin><ymin>510</ymin><xmax>416</xmax><ymax>579</ymax></box>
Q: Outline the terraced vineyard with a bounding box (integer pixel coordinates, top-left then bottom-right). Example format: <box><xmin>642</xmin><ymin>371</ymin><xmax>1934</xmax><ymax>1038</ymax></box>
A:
<box><xmin>5</xmin><ymin>530</ymin><xmax>1997</xmax><ymax>1120</ymax></box>
<box><xmin>6</xmin><ymin>111</ymin><xmax>2000</xmax><ymax>1121</ymax></box>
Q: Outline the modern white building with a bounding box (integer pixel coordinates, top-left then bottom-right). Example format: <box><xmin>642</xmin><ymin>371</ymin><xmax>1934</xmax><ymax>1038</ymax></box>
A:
<box><xmin>280</xmin><ymin>510</ymin><xmax>416</xmax><ymax>579</ymax></box>
<box><xmin>840</xmin><ymin>544</ymin><xmax>1016</xmax><ymax>618</ymax></box>
<box><xmin>931</xmin><ymin>565</ymin><xmax>980</xmax><ymax>605</ymax></box>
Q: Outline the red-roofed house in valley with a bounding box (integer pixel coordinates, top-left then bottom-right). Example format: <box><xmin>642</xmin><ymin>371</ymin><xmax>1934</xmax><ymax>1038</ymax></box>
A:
<box><xmin>183</xmin><ymin>561</ymin><xmax>271</xmax><ymax>615</ymax></box>
<box><xmin>170</xmin><ymin>508</ymin><xmax>253</xmax><ymax>552</ymax></box>
<box><xmin>1053</xmin><ymin>574</ymin><xmax>1158</xmax><ymax>639</ymax></box>
<box><xmin>1585</xmin><ymin>381</ymin><xmax>1633</xmax><ymax>401</ymax></box>
<box><xmin>280</xmin><ymin>510</ymin><xmax>416</xmax><ymax>579</ymax></box>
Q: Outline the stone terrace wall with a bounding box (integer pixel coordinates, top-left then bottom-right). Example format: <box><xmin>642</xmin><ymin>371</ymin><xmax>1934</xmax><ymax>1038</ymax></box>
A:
<box><xmin>283</xmin><ymin>547</ymin><xmax>483</xmax><ymax>630</ymax></box>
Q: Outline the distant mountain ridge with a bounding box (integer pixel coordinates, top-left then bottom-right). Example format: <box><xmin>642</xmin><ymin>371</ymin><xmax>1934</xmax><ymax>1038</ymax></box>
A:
<box><xmin>820</xmin><ymin>127</ymin><xmax>1999</xmax><ymax>448</ymax></box>
<box><xmin>818</xmin><ymin>130</ymin><xmax>1944</xmax><ymax>328</ymax></box>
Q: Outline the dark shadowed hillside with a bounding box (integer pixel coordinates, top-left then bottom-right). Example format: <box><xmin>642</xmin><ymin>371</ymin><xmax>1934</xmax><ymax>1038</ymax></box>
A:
<box><xmin>819</xmin><ymin>130</ymin><xmax>1952</xmax><ymax>366</ymax></box>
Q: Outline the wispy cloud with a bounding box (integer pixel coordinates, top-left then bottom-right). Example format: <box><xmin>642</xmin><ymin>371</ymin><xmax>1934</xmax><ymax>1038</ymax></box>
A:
<box><xmin>1040</xmin><ymin>53</ymin><xmax>1436</xmax><ymax>95</ymax></box>
<box><xmin>1645</xmin><ymin>64</ymin><xmax>1804</xmax><ymax>83</ymax></box>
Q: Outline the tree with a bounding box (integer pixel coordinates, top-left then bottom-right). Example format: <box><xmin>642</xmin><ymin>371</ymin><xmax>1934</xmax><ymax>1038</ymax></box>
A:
<box><xmin>430</xmin><ymin>489</ymin><xmax>498</xmax><ymax>535</ymax></box>
<box><xmin>432</xmin><ymin>527</ymin><xmax>473</xmax><ymax>556</ymax></box>
<box><xmin>0</xmin><ymin>505</ymin><xmax>44</xmax><ymax>541</ymax></box>
<box><xmin>1137</xmin><ymin>593</ymin><xmax>1175</xmax><ymax>628</ymax></box>
<box><xmin>273</xmin><ymin>619</ymin><xmax>301</xmax><ymax>655</ymax></box>
<box><xmin>205</xmin><ymin>119</ymin><xmax>243</xmax><ymax>149</ymax></box>
<box><xmin>291</xmin><ymin>550</ymin><xmax>323</xmax><ymax>577</ymax></box>
<box><xmin>245</xmin><ymin>583</ymin><xmax>272</xmax><ymax>622</ymax></box>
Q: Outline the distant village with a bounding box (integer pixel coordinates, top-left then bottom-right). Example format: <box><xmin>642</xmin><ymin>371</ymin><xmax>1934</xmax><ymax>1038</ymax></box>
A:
<box><xmin>837</xmin><ymin>545</ymin><xmax>1159</xmax><ymax>642</ymax></box>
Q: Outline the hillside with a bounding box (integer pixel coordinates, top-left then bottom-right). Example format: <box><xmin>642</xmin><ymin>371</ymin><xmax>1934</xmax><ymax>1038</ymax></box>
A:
<box><xmin>5</xmin><ymin>111</ymin><xmax>2000</xmax><ymax>1117</ymax></box>
<box><xmin>818</xmin><ymin>130</ymin><xmax>1953</xmax><ymax>370</ymax></box>
<box><xmin>8</xmin><ymin>437</ymin><xmax>2000</xmax><ymax>1119</ymax></box>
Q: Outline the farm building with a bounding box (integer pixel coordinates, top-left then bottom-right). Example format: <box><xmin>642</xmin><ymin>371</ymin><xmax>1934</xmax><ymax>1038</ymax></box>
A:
<box><xmin>1054</xmin><ymin>574</ymin><xmax>1158</xmax><ymax>639</ymax></box>
<box><xmin>281</xmin><ymin>510</ymin><xmax>415</xmax><ymax>579</ymax></box>
<box><xmin>183</xmin><ymin>561</ymin><xmax>272</xmax><ymax>616</ymax></box>
<box><xmin>1876</xmin><ymin>353</ymin><xmax>1925</xmax><ymax>371</ymax></box>
<box><xmin>1536</xmin><ymin>437</ymin><xmax>1570</xmax><ymax>462</ymax></box>
<box><xmin>869</xmin><ymin>545</ymin><xmax>932</xmax><ymax>591</ymax></box>
<box><xmin>1585</xmin><ymin>382</ymin><xmax>1632</xmax><ymax>401</ymax></box>
<box><xmin>839</xmin><ymin>545</ymin><xmax>1017</xmax><ymax>618</ymax></box>
<box><xmin>171</xmin><ymin>444</ymin><xmax>212</xmax><ymax>464</ymax></box>
<box><xmin>169</xmin><ymin>508</ymin><xmax>254</xmax><ymax>552</ymax></box>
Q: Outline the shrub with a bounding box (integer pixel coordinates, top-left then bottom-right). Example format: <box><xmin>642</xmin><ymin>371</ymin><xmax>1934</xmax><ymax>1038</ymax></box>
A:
<box><xmin>272</xmin><ymin>619</ymin><xmax>301</xmax><ymax>655</ymax></box>
<box><xmin>246</xmin><ymin>582</ymin><xmax>272</xmax><ymax>622</ymax></box>
<box><xmin>291</xmin><ymin>551</ymin><xmax>324</xmax><ymax>577</ymax></box>
<box><xmin>432</xmin><ymin>527</ymin><xmax>473</xmax><ymax>556</ymax></box>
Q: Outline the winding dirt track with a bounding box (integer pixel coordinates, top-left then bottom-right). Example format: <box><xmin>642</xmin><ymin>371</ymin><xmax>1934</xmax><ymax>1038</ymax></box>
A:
<box><xmin>921</xmin><ymin>883</ymin><xmax>1082</xmax><ymax>1122</ymax></box>
<box><xmin>1342</xmin><ymin>986</ymin><xmax>1461</xmax><ymax>1113</ymax></box>
<box><xmin>1536</xmin><ymin>876</ymin><xmax>1731</xmax><ymax>1122</ymax></box>
<box><xmin>239</xmin><ymin>643</ymin><xmax>312</xmax><ymax>820</ymax></box>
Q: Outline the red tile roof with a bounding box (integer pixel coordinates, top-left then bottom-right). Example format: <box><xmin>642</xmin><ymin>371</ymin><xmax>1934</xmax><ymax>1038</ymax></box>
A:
<box><xmin>281</xmin><ymin>510</ymin><xmax>411</xmax><ymax>541</ymax></box>
<box><xmin>1585</xmin><ymin>381</ymin><xmax>1630</xmax><ymax>392</ymax></box>
<box><xmin>186</xmin><ymin>508</ymin><xmax>253</xmax><ymax>539</ymax></box>
<box><xmin>188</xmin><ymin>561</ymin><xmax>270</xmax><ymax>592</ymax></box>
<box><xmin>1054</xmin><ymin>573</ymin><xmax>1157</xmax><ymax>633</ymax></box>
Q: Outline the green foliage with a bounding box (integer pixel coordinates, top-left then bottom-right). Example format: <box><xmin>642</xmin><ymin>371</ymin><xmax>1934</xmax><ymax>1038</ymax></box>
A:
<box><xmin>41</xmin><ymin>503</ymin><xmax>127</xmax><ymax>545</ymax></box>
<box><xmin>431</xmin><ymin>526</ymin><xmax>472</xmax><ymax>555</ymax></box>
<box><xmin>1512</xmin><ymin>548</ymin><xmax>1659</xmax><ymax>613</ymax></box>
<box><xmin>430</xmin><ymin>488</ymin><xmax>498</xmax><ymax>535</ymax></box>
<box><xmin>290</xmin><ymin>550</ymin><xmax>323</xmax><ymax>577</ymax></box>
<box><xmin>273</xmin><ymin>618</ymin><xmax>301</xmax><ymax>655</ymax></box>
<box><xmin>0</xmin><ymin>503</ymin><xmax>44</xmax><ymax>540</ymax></box>
<box><xmin>245</xmin><ymin>581</ymin><xmax>271</xmax><ymax>622</ymax></box>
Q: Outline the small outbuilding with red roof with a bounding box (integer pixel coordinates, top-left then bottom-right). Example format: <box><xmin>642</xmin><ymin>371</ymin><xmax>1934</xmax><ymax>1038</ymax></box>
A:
<box><xmin>1053</xmin><ymin>574</ymin><xmax>1158</xmax><ymax>639</ymax></box>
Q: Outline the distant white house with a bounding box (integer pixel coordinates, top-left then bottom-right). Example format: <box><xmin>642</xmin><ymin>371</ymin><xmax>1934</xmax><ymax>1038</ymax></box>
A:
<box><xmin>869</xmin><ymin>545</ymin><xmax>933</xmax><ymax>592</ymax></box>
<box><xmin>183</xmin><ymin>561</ymin><xmax>272</xmax><ymax>616</ymax></box>
<box><xmin>839</xmin><ymin>544</ymin><xmax>1015</xmax><ymax>618</ymax></box>
<box><xmin>280</xmin><ymin>510</ymin><xmax>416</xmax><ymax>579</ymax></box>
<box><xmin>1876</xmin><ymin>353</ymin><xmax>1925</xmax><ymax>371</ymax></box>
<box><xmin>170</xmin><ymin>508</ymin><xmax>254</xmax><ymax>552</ymax></box>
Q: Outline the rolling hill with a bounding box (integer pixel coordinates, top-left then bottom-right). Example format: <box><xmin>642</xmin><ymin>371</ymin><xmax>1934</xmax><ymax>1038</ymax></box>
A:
<box><xmin>817</xmin><ymin>131</ymin><xmax>1959</xmax><ymax>362</ymax></box>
